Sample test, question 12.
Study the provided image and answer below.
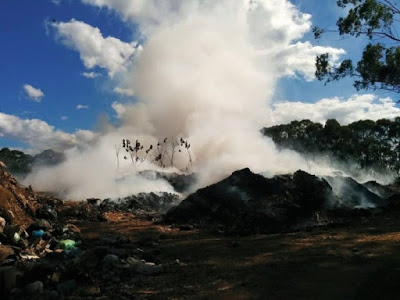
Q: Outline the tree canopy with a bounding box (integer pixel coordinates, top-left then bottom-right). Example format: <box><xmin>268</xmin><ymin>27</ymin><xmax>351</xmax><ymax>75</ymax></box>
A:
<box><xmin>315</xmin><ymin>0</ymin><xmax>400</xmax><ymax>93</ymax></box>
<box><xmin>262</xmin><ymin>118</ymin><xmax>400</xmax><ymax>176</ymax></box>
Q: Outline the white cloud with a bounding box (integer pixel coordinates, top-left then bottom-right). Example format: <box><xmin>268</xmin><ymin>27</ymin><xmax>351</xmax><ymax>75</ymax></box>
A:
<box><xmin>81</xmin><ymin>0</ymin><xmax>344</xmax><ymax>82</ymax></box>
<box><xmin>61</xmin><ymin>116</ymin><xmax>68</xmax><ymax>120</ymax></box>
<box><xmin>81</xmin><ymin>71</ymin><xmax>101</xmax><ymax>78</ymax></box>
<box><xmin>111</xmin><ymin>101</ymin><xmax>126</xmax><ymax>119</ymax></box>
<box><xmin>23</xmin><ymin>84</ymin><xmax>45</xmax><ymax>102</ymax></box>
<box><xmin>53</xmin><ymin>19</ymin><xmax>138</xmax><ymax>77</ymax></box>
<box><xmin>76</xmin><ymin>104</ymin><xmax>89</xmax><ymax>110</ymax></box>
<box><xmin>270</xmin><ymin>41</ymin><xmax>346</xmax><ymax>81</ymax></box>
<box><xmin>271</xmin><ymin>94</ymin><xmax>400</xmax><ymax>125</ymax></box>
<box><xmin>51</xmin><ymin>0</ymin><xmax>61</xmax><ymax>5</ymax></box>
<box><xmin>113</xmin><ymin>87</ymin><xmax>134</xmax><ymax>97</ymax></box>
<box><xmin>0</xmin><ymin>112</ymin><xmax>95</xmax><ymax>152</ymax></box>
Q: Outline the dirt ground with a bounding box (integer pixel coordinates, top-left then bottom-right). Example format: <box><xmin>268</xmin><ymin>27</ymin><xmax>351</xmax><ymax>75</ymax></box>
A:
<box><xmin>79</xmin><ymin>211</ymin><xmax>400</xmax><ymax>300</ymax></box>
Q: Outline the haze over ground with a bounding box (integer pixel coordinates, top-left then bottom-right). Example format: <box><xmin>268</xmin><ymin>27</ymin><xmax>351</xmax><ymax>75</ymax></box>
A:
<box><xmin>1</xmin><ymin>0</ymin><xmax>400</xmax><ymax>199</ymax></box>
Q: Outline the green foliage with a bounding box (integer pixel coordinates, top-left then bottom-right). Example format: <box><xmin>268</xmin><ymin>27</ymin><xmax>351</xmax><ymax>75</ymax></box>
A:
<box><xmin>0</xmin><ymin>148</ymin><xmax>66</xmax><ymax>176</ymax></box>
<box><xmin>262</xmin><ymin>118</ymin><xmax>400</xmax><ymax>175</ymax></box>
<box><xmin>0</xmin><ymin>148</ymin><xmax>33</xmax><ymax>175</ymax></box>
<box><xmin>315</xmin><ymin>0</ymin><xmax>400</xmax><ymax>92</ymax></box>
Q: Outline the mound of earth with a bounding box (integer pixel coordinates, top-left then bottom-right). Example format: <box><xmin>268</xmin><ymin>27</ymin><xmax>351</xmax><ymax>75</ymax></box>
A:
<box><xmin>0</xmin><ymin>165</ymin><xmax>38</xmax><ymax>226</ymax></box>
<box><xmin>324</xmin><ymin>176</ymin><xmax>386</xmax><ymax>208</ymax></box>
<box><xmin>165</xmin><ymin>168</ymin><xmax>334</xmax><ymax>233</ymax></box>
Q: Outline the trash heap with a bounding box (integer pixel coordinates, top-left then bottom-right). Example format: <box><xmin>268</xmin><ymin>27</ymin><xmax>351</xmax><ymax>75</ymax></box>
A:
<box><xmin>165</xmin><ymin>168</ymin><xmax>396</xmax><ymax>234</ymax></box>
<box><xmin>1</xmin><ymin>163</ymin><xmax>400</xmax><ymax>298</ymax></box>
<box><xmin>0</xmin><ymin>167</ymin><xmax>169</xmax><ymax>299</ymax></box>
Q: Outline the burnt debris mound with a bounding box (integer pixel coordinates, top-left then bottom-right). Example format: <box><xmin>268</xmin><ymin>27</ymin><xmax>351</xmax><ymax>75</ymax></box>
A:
<box><xmin>165</xmin><ymin>168</ymin><xmax>332</xmax><ymax>233</ymax></box>
<box><xmin>324</xmin><ymin>176</ymin><xmax>386</xmax><ymax>208</ymax></box>
<box><xmin>165</xmin><ymin>168</ymin><xmax>389</xmax><ymax>234</ymax></box>
<box><xmin>99</xmin><ymin>192</ymin><xmax>179</xmax><ymax>214</ymax></box>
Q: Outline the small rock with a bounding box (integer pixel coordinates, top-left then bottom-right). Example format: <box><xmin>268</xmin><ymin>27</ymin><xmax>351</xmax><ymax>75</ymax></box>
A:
<box><xmin>102</xmin><ymin>254</ymin><xmax>120</xmax><ymax>270</ymax></box>
<box><xmin>24</xmin><ymin>281</ymin><xmax>43</xmax><ymax>296</ymax></box>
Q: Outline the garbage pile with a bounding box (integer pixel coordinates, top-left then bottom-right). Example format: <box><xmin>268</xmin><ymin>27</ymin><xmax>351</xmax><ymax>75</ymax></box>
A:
<box><xmin>0</xmin><ymin>168</ymin><xmax>167</xmax><ymax>298</ymax></box>
<box><xmin>99</xmin><ymin>192</ymin><xmax>180</xmax><ymax>214</ymax></box>
<box><xmin>165</xmin><ymin>168</ymin><xmax>397</xmax><ymax>234</ymax></box>
<box><xmin>0</xmin><ymin>164</ymin><xmax>38</xmax><ymax>227</ymax></box>
<box><xmin>2</xmin><ymin>163</ymin><xmax>400</xmax><ymax>298</ymax></box>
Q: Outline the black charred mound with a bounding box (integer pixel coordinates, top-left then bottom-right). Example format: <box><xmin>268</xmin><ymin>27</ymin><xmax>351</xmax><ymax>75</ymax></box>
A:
<box><xmin>165</xmin><ymin>168</ymin><xmax>333</xmax><ymax>234</ymax></box>
<box><xmin>324</xmin><ymin>176</ymin><xmax>386</xmax><ymax>208</ymax></box>
<box><xmin>100</xmin><ymin>192</ymin><xmax>179</xmax><ymax>214</ymax></box>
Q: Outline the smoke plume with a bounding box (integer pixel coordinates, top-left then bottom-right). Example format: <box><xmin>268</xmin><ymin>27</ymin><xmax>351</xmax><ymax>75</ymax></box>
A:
<box><xmin>25</xmin><ymin>0</ymin><xmax>347</xmax><ymax>199</ymax></box>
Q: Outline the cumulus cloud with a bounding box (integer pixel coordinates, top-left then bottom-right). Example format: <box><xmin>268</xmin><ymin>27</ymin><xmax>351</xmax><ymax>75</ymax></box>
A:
<box><xmin>53</xmin><ymin>19</ymin><xmax>138</xmax><ymax>77</ymax></box>
<box><xmin>113</xmin><ymin>87</ymin><xmax>134</xmax><ymax>97</ymax></box>
<box><xmin>271</xmin><ymin>41</ymin><xmax>346</xmax><ymax>81</ymax></box>
<box><xmin>271</xmin><ymin>94</ymin><xmax>400</xmax><ymax>125</ymax></box>
<box><xmin>0</xmin><ymin>112</ymin><xmax>95</xmax><ymax>152</ymax></box>
<box><xmin>81</xmin><ymin>0</ymin><xmax>344</xmax><ymax>81</ymax></box>
<box><xmin>111</xmin><ymin>101</ymin><xmax>126</xmax><ymax>119</ymax></box>
<box><xmin>76</xmin><ymin>104</ymin><xmax>89</xmax><ymax>110</ymax></box>
<box><xmin>23</xmin><ymin>84</ymin><xmax>44</xmax><ymax>102</ymax></box>
<box><xmin>81</xmin><ymin>71</ymin><xmax>101</xmax><ymax>78</ymax></box>
<box><xmin>61</xmin><ymin>116</ymin><xmax>68</xmax><ymax>120</ymax></box>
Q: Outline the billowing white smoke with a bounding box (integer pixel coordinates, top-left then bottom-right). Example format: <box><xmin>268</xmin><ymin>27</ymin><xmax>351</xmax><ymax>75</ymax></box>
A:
<box><xmin>25</xmin><ymin>0</ymin><xmax>345</xmax><ymax>199</ymax></box>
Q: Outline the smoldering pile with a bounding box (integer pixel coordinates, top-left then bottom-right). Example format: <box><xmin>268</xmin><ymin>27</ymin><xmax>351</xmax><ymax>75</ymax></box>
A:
<box><xmin>54</xmin><ymin>166</ymin><xmax>400</xmax><ymax>235</ymax></box>
<box><xmin>164</xmin><ymin>168</ymin><xmax>399</xmax><ymax>234</ymax></box>
<box><xmin>2</xmin><ymin>164</ymin><xmax>400</xmax><ymax>298</ymax></box>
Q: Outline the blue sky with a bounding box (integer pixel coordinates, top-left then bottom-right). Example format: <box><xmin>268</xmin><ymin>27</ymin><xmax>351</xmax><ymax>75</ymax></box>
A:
<box><xmin>0</xmin><ymin>0</ymin><xmax>399</xmax><ymax>152</ymax></box>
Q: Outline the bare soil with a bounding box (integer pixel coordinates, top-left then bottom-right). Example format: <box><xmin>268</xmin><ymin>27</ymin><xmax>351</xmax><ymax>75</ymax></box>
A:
<box><xmin>79</xmin><ymin>211</ymin><xmax>400</xmax><ymax>300</ymax></box>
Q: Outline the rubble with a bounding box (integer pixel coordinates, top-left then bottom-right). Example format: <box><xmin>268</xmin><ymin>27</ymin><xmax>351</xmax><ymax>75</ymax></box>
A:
<box><xmin>165</xmin><ymin>168</ymin><xmax>393</xmax><ymax>234</ymax></box>
<box><xmin>0</xmin><ymin>167</ymin><xmax>38</xmax><ymax>226</ymax></box>
<box><xmin>99</xmin><ymin>192</ymin><xmax>180</xmax><ymax>214</ymax></box>
<box><xmin>165</xmin><ymin>168</ymin><xmax>335</xmax><ymax>233</ymax></box>
<box><xmin>1</xmin><ymin>165</ymin><xmax>400</xmax><ymax>298</ymax></box>
<box><xmin>324</xmin><ymin>176</ymin><xmax>386</xmax><ymax>208</ymax></box>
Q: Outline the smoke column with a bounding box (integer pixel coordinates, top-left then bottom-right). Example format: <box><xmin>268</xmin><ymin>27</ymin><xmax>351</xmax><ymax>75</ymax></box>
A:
<box><xmin>25</xmin><ymin>0</ymin><xmax>342</xmax><ymax>199</ymax></box>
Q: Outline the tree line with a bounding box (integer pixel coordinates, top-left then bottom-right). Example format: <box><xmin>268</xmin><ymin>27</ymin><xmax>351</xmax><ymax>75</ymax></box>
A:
<box><xmin>262</xmin><ymin>118</ymin><xmax>400</xmax><ymax>176</ymax></box>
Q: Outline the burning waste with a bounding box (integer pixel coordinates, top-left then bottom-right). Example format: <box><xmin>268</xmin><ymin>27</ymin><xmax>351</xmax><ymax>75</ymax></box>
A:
<box><xmin>2</xmin><ymin>0</ymin><xmax>400</xmax><ymax>298</ymax></box>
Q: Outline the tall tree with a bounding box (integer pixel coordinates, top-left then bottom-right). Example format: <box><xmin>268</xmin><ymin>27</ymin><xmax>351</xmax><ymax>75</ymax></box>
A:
<box><xmin>315</xmin><ymin>0</ymin><xmax>400</xmax><ymax>93</ymax></box>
